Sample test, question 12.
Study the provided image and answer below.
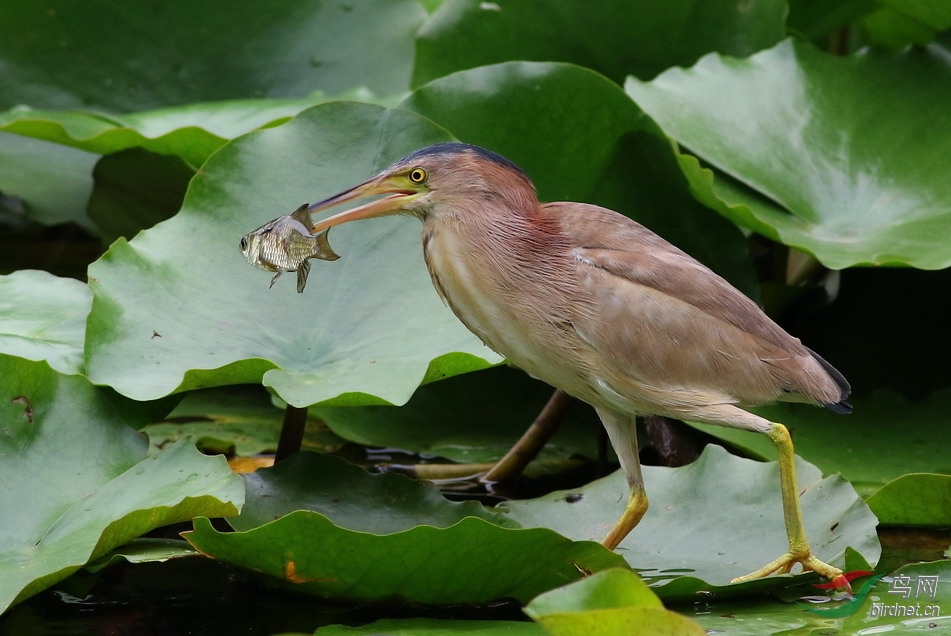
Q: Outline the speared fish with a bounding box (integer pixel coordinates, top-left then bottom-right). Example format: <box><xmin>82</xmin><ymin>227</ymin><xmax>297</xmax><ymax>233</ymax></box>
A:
<box><xmin>239</xmin><ymin>203</ymin><xmax>340</xmax><ymax>293</ymax></box>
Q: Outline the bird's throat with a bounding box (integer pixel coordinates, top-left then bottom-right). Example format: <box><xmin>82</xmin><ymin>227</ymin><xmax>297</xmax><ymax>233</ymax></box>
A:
<box><xmin>419</xmin><ymin>209</ymin><xmax>576</xmax><ymax>370</ymax></box>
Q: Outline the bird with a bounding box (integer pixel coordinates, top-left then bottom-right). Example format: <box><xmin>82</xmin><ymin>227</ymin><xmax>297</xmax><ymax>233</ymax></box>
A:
<box><xmin>303</xmin><ymin>142</ymin><xmax>852</xmax><ymax>587</ymax></box>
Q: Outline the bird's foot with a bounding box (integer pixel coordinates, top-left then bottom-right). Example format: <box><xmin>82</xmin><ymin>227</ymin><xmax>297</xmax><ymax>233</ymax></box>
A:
<box><xmin>732</xmin><ymin>551</ymin><xmax>850</xmax><ymax>593</ymax></box>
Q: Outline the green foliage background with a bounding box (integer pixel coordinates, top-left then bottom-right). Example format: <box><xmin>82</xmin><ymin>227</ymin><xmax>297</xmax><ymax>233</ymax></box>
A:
<box><xmin>1</xmin><ymin>0</ymin><xmax>950</xmax><ymax>633</ymax></box>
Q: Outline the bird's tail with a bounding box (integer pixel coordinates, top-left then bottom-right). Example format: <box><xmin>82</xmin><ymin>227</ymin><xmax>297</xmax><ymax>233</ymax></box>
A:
<box><xmin>807</xmin><ymin>348</ymin><xmax>852</xmax><ymax>414</ymax></box>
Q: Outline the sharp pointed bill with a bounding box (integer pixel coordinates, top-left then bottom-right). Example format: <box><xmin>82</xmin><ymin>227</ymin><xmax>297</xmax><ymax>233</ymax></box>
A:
<box><xmin>239</xmin><ymin>204</ymin><xmax>340</xmax><ymax>293</ymax></box>
<box><xmin>306</xmin><ymin>174</ymin><xmax>428</xmax><ymax>232</ymax></box>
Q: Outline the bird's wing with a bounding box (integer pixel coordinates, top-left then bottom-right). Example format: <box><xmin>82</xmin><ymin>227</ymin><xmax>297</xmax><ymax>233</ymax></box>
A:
<box><xmin>549</xmin><ymin>202</ymin><xmax>795</xmax><ymax>349</ymax></box>
<box><xmin>543</xmin><ymin>202</ymin><xmax>842</xmax><ymax>407</ymax></box>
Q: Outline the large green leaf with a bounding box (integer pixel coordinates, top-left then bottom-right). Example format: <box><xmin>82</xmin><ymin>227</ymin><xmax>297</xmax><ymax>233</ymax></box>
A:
<box><xmin>0</xmin><ymin>132</ymin><xmax>98</xmax><ymax>231</ymax></box>
<box><xmin>866</xmin><ymin>474</ymin><xmax>951</xmax><ymax>527</ymax></box>
<box><xmin>414</xmin><ymin>0</ymin><xmax>786</xmax><ymax>85</ymax></box>
<box><xmin>0</xmin><ymin>0</ymin><xmax>424</xmax><ymax>112</ymax></box>
<box><xmin>0</xmin><ymin>356</ymin><xmax>244</xmax><ymax>613</ymax></box>
<box><xmin>0</xmin><ymin>270</ymin><xmax>91</xmax><ymax>375</ymax></box>
<box><xmin>864</xmin><ymin>6</ymin><xmax>944</xmax><ymax>49</ymax></box>
<box><xmin>84</xmin><ymin>102</ymin><xmax>499</xmax><ymax>406</ymax></box>
<box><xmin>626</xmin><ymin>38</ymin><xmax>951</xmax><ymax>269</ymax></box>
<box><xmin>866</xmin><ymin>0</ymin><xmax>951</xmax><ymax>49</ymax></box>
<box><xmin>400</xmin><ymin>61</ymin><xmax>757</xmax><ymax>295</ymax></box>
<box><xmin>185</xmin><ymin>453</ymin><xmax>627</xmax><ymax>605</ymax></box>
<box><xmin>879</xmin><ymin>0</ymin><xmax>951</xmax><ymax>28</ymax></box>
<box><xmin>501</xmin><ymin>445</ymin><xmax>881</xmax><ymax>596</ymax></box>
<box><xmin>525</xmin><ymin>568</ymin><xmax>705</xmax><ymax>635</ymax></box>
<box><xmin>0</xmin><ymin>94</ymin><xmax>381</xmax><ymax>170</ymax></box>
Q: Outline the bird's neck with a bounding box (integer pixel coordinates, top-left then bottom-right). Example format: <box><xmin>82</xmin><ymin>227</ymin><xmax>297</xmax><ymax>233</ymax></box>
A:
<box><xmin>423</xmin><ymin>202</ymin><xmax>568</xmax><ymax>279</ymax></box>
<box><xmin>419</xmin><ymin>203</ymin><xmax>574</xmax><ymax>355</ymax></box>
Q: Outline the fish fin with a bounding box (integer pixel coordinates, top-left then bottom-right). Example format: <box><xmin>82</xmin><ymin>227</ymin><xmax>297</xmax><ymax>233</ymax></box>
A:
<box><xmin>269</xmin><ymin>271</ymin><xmax>283</xmax><ymax>289</ymax></box>
<box><xmin>290</xmin><ymin>204</ymin><xmax>313</xmax><ymax>229</ymax></box>
<box><xmin>296</xmin><ymin>260</ymin><xmax>310</xmax><ymax>293</ymax></box>
<box><xmin>315</xmin><ymin>228</ymin><xmax>341</xmax><ymax>261</ymax></box>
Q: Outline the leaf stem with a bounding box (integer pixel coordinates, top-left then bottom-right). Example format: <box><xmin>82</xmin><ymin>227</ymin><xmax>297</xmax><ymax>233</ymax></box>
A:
<box><xmin>275</xmin><ymin>404</ymin><xmax>308</xmax><ymax>462</ymax></box>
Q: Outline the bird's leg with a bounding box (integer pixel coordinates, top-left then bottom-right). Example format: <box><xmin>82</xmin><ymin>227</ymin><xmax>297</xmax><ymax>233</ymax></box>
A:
<box><xmin>674</xmin><ymin>404</ymin><xmax>847</xmax><ymax>588</ymax></box>
<box><xmin>481</xmin><ymin>389</ymin><xmax>574</xmax><ymax>484</ymax></box>
<box><xmin>602</xmin><ymin>481</ymin><xmax>649</xmax><ymax>550</ymax></box>
<box><xmin>596</xmin><ymin>409</ymin><xmax>649</xmax><ymax>550</ymax></box>
<box><xmin>731</xmin><ymin>422</ymin><xmax>846</xmax><ymax>587</ymax></box>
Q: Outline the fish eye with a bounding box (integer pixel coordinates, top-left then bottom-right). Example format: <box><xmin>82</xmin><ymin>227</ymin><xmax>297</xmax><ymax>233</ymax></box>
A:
<box><xmin>239</xmin><ymin>237</ymin><xmax>249</xmax><ymax>251</ymax></box>
<box><xmin>408</xmin><ymin>167</ymin><xmax>427</xmax><ymax>184</ymax></box>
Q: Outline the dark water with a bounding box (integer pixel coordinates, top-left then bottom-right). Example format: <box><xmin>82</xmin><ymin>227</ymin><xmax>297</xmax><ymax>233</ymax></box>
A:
<box><xmin>0</xmin><ymin>555</ymin><xmax>525</xmax><ymax>635</ymax></box>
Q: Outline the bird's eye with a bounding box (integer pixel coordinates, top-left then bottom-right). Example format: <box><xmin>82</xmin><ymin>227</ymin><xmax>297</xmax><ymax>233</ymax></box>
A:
<box><xmin>408</xmin><ymin>167</ymin><xmax>428</xmax><ymax>184</ymax></box>
<box><xmin>239</xmin><ymin>237</ymin><xmax>249</xmax><ymax>251</ymax></box>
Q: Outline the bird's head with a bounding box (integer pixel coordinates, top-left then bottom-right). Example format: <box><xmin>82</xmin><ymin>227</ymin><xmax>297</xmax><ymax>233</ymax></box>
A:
<box><xmin>309</xmin><ymin>143</ymin><xmax>536</xmax><ymax>232</ymax></box>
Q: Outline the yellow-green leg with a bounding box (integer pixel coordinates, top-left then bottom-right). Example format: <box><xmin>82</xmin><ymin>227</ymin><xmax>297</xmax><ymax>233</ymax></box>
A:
<box><xmin>601</xmin><ymin>483</ymin><xmax>649</xmax><ymax>550</ymax></box>
<box><xmin>596</xmin><ymin>408</ymin><xmax>650</xmax><ymax>549</ymax></box>
<box><xmin>731</xmin><ymin>422</ymin><xmax>846</xmax><ymax>586</ymax></box>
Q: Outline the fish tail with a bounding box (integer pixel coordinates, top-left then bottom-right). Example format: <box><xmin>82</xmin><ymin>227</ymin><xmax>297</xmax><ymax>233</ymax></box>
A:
<box><xmin>315</xmin><ymin>229</ymin><xmax>341</xmax><ymax>261</ymax></box>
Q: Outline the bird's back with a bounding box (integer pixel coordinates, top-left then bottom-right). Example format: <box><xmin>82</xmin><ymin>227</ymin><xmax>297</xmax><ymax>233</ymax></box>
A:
<box><xmin>543</xmin><ymin>202</ymin><xmax>850</xmax><ymax>414</ymax></box>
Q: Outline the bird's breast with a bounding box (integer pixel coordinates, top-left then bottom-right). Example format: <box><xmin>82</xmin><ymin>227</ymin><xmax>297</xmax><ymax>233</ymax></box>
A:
<box><xmin>421</xmin><ymin>220</ymin><xmax>513</xmax><ymax>350</ymax></box>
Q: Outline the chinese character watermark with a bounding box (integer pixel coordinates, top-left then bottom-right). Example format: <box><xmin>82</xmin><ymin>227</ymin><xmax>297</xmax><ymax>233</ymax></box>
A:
<box><xmin>798</xmin><ymin>571</ymin><xmax>944</xmax><ymax>620</ymax></box>
<box><xmin>870</xmin><ymin>574</ymin><xmax>942</xmax><ymax>619</ymax></box>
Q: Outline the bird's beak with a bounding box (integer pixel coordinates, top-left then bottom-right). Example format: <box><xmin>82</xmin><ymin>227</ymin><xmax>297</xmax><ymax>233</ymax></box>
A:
<box><xmin>308</xmin><ymin>174</ymin><xmax>424</xmax><ymax>232</ymax></box>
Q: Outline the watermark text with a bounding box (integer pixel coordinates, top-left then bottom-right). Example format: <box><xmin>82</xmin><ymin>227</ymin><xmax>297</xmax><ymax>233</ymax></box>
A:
<box><xmin>870</xmin><ymin>574</ymin><xmax>942</xmax><ymax>619</ymax></box>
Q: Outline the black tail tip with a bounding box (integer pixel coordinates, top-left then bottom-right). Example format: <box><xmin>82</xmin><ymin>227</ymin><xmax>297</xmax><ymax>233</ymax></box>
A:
<box><xmin>826</xmin><ymin>399</ymin><xmax>853</xmax><ymax>415</ymax></box>
<box><xmin>806</xmin><ymin>347</ymin><xmax>852</xmax><ymax>415</ymax></box>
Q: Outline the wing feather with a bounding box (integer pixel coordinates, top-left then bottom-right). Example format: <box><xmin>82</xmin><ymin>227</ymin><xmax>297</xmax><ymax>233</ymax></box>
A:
<box><xmin>542</xmin><ymin>202</ymin><xmax>847</xmax><ymax>408</ymax></box>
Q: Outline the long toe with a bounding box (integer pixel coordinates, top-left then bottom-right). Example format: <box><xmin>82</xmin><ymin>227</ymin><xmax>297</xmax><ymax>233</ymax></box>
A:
<box><xmin>731</xmin><ymin>552</ymin><xmax>847</xmax><ymax>591</ymax></box>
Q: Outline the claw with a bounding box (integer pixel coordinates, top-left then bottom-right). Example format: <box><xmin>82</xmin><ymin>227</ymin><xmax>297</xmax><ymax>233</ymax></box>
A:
<box><xmin>830</xmin><ymin>573</ymin><xmax>854</xmax><ymax>595</ymax></box>
<box><xmin>813</xmin><ymin>570</ymin><xmax>870</xmax><ymax>595</ymax></box>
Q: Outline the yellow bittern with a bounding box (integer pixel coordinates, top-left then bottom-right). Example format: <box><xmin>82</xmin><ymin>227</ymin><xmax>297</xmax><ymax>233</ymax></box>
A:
<box><xmin>305</xmin><ymin>143</ymin><xmax>851</xmax><ymax>587</ymax></box>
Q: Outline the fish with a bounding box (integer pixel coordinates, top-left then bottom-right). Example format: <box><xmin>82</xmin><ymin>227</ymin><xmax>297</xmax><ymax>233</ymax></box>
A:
<box><xmin>240</xmin><ymin>203</ymin><xmax>340</xmax><ymax>293</ymax></box>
